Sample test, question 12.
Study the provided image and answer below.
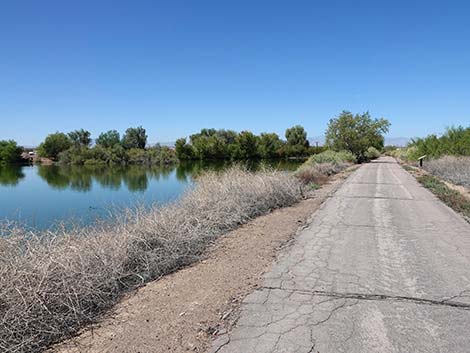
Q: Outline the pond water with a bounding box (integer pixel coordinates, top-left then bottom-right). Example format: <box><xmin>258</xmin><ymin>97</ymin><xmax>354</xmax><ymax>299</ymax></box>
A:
<box><xmin>0</xmin><ymin>160</ymin><xmax>301</xmax><ymax>230</ymax></box>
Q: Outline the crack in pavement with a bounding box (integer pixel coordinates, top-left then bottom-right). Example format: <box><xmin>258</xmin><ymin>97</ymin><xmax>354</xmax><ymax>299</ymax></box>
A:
<box><xmin>262</xmin><ymin>286</ymin><xmax>470</xmax><ymax>310</ymax></box>
<box><xmin>212</xmin><ymin>158</ymin><xmax>470</xmax><ymax>352</ymax></box>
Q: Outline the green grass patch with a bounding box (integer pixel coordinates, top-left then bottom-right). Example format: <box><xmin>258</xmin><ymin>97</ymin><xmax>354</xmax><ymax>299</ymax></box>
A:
<box><xmin>308</xmin><ymin>182</ymin><xmax>320</xmax><ymax>190</ymax></box>
<box><xmin>304</xmin><ymin>150</ymin><xmax>356</xmax><ymax>165</ymax></box>
<box><xmin>401</xmin><ymin>164</ymin><xmax>415</xmax><ymax>172</ymax></box>
<box><xmin>417</xmin><ymin>175</ymin><xmax>470</xmax><ymax>219</ymax></box>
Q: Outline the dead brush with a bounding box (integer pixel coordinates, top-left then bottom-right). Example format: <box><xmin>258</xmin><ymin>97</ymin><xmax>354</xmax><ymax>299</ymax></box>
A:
<box><xmin>0</xmin><ymin>166</ymin><xmax>302</xmax><ymax>353</ymax></box>
<box><xmin>295</xmin><ymin>162</ymin><xmax>350</xmax><ymax>185</ymax></box>
<box><xmin>423</xmin><ymin>156</ymin><xmax>470</xmax><ymax>188</ymax></box>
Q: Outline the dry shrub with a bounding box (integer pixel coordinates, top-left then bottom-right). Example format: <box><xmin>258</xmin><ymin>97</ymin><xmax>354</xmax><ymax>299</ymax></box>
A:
<box><xmin>424</xmin><ymin>156</ymin><xmax>470</xmax><ymax>188</ymax></box>
<box><xmin>0</xmin><ymin>166</ymin><xmax>302</xmax><ymax>353</ymax></box>
<box><xmin>295</xmin><ymin>162</ymin><xmax>350</xmax><ymax>185</ymax></box>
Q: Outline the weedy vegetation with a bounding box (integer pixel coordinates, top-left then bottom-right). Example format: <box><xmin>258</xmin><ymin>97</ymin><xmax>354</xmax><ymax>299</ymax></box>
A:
<box><xmin>364</xmin><ymin>146</ymin><xmax>381</xmax><ymax>160</ymax></box>
<box><xmin>0</xmin><ymin>166</ymin><xmax>302</xmax><ymax>353</ymax></box>
<box><xmin>305</xmin><ymin>150</ymin><xmax>356</xmax><ymax>165</ymax></box>
<box><xmin>416</xmin><ymin>174</ymin><xmax>470</xmax><ymax>221</ymax></box>
<box><xmin>295</xmin><ymin>150</ymin><xmax>355</xmax><ymax>185</ymax></box>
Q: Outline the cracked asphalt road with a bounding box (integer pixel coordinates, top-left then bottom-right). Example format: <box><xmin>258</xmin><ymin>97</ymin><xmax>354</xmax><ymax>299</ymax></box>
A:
<box><xmin>212</xmin><ymin>157</ymin><xmax>470</xmax><ymax>353</ymax></box>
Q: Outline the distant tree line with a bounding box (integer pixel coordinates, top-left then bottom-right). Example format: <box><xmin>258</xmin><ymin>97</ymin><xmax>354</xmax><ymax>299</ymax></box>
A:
<box><xmin>37</xmin><ymin>127</ymin><xmax>177</xmax><ymax>166</ymax></box>
<box><xmin>407</xmin><ymin>126</ymin><xmax>470</xmax><ymax>159</ymax></box>
<box><xmin>388</xmin><ymin>125</ymin><xmax>470</xmax><ymax>161</ymax></box>
<box><xmin>1</xmin><ymin>110</ymin><xmax>393</xmax><ymax>166</ymax></box>
<box><xmin>175</xmin><ymin>125</ymin><xmax>322</xmax><ymax>160</ymax></box>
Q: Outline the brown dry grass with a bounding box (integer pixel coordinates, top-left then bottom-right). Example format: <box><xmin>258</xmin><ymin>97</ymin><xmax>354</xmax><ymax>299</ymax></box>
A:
<box><xmin>0</xmin><ymin>167</ymin><xmax>302</xmax><ymax>353</ymax></box>
<box><xmin>423</xmin><ymin>156</ymin><xmax>470</xmax><ymax>188</ymax></box>
<box><xmin>54</xmin><ymin>165</ymin><xmax>351</xmax><ymax>353</ymax></box>
<box><xmin>295</xmin><ymin>162</ymin><xmax>351</xmax><ymax>185</ymax></box>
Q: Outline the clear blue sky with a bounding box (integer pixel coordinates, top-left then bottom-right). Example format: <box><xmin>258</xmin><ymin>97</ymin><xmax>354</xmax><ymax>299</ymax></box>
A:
<box><xmin>1</xmin><ymin>0</ymin><xmax>469</xmax><ymax>146</ymax></box>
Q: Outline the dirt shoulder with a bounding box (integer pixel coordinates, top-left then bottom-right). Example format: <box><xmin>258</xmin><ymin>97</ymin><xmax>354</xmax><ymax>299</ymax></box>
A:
<box><xmin>55</xmin><ymin>169</ymin><xmax>355</xmax><ymax>353</ymax></box>
<box><xmin>401</xmin><ymin>162</ymin><xmax>470</xmax><ymax>200</ymax></box>
<box><xmin>400</xmin><ymin>161</ymin><xmax>470</xmax><ymax>222</ymax></box>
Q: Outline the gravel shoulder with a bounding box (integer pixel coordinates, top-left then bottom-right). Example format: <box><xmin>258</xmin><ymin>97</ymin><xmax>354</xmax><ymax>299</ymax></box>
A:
<box><xmin>54</xmin><ymin>169</ymin><xmax>354</xmax><ymax>353</ymax></box>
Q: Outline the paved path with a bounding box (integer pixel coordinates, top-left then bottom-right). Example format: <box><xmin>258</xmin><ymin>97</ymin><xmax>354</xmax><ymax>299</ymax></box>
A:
<box><xmin>213</xmin><ymin>157</ymin><xmax>470</xmax><ymax>353</ymax></box>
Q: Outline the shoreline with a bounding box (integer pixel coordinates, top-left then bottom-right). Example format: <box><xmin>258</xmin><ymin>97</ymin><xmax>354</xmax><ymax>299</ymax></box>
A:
<box><xmin>1</xmin><ymin>167</ymin><xmax>303</xmax><ymax>352</ymax></box>
<box><xmin>53</xmin><ymin>167</ymin><xmax>356</xmax><ymax>353</ymax></box>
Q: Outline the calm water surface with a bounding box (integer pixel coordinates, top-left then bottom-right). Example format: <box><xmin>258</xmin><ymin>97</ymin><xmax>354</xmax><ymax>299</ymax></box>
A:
<box><xmin>0</xmin><ymin>160</ymin><xmax>301</xmax><ymax>229</ymax></box>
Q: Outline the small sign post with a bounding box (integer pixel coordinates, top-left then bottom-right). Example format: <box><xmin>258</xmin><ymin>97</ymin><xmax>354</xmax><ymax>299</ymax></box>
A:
<box><xmin>418</xmin><ymin>155</ymin><xmax>427</xmax><ymax>168</ymax></box>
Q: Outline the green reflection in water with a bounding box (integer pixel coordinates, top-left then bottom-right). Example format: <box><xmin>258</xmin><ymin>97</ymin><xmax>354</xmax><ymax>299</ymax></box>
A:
<box><xmin>36</xmin><ymin>164</ymin><xmax>179</xmax><ymax>193</ymax></box>
<box><xmin>2</xmin><ymin>159</ymin><xmax>303</xmax><ymax>192</ymax></box>
<box><xmin>0</xmin><ymin>165</ymin><xmax>25</xmax><ymax>186</ymax></box>
<box><xmin>0</xmin><ymin>160</ymin><xmax>304</xmax><ymax>228</ymax></box>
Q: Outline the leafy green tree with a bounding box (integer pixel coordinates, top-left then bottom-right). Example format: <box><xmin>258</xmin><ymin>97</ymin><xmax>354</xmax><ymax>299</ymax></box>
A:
<box><xmin>0</xmin><ymin>140</ymin><xmax>23</xmax><ymax>164</ymax></box>
<box><xmin>127</xmin><ymin>148</ymin><xmax>148</xmax><ymax>164</ymax></box>
<box><xmin>175</xmin><ymin>138</ymin><xmax>195</xmax><ymax>160</ymax></box>
<box><xmin>122</xmin><ymin>126</ymin><xmax>147</xmax><ymax>149</ymax></box>
<box><xmin>190</xmin><ymin>131</ymin><xmax>227</xmax><ymax>159</ymax></box>
<box><xmin>109</xmin><ymin>144</ymin><xmax>128</xmax><ymax>164</ymax></box>
<box><xmin>85</xmin><ymin>145</ymin><xmax>110</xmax><ymax>165</ymax></box>
<box><xmin>199</xmin><ymin>128</ymin><xmax>217</xmax><ymax>137</ymax></box>
<box><xmin>205</xmin><ymin>135</ymin><xmax>227</xmax><ymax>159</ymax></box>
<box><xmin>38</xmin><ymin>132</ymin><xmax>72</xmax><ymax>160</ymax></box>
<box><xmin>68</xmin><ymin>129</ymin><xmax>91</xmax><ymax>148</ymax></box>
<box><xmin>216</xmin><ymin>129</ymin><xmax>238</xmax><ymax>144</ymax></box>
<box><xmin>325</xmin><ymin>111</ymin><xmax>390</xmax><ymax>162</ymax></box>
<box><xmin>285</xmin><ymin>125</ymin><xmax>309</xmax><ymax>148</ymax></box>
<box><xmin>258</xmin><ymin>133</ymin><xmax>283</xmax><ymax>159</ymax></box>
<box><xmin>234</xmin><ymin>131</ymin><xmax>259</xmax><ymax>159</ymax></box>
<box><xmin>176</xmin><ymin>138</ymin><xmax>194</xmax><ymax>159</ymax></box>
<box><xmin>282</xmin><ymin>125</ymin><xmax>310</xmax><ymax>157</ymax></box>
<box><xmin>96</xmin><ymin>130</ymin><xmax>120</xmax><ymax>148</ymax></box>
<box><xmin>147</xmin><ymin>145</ymin><xmax>177</xmax><ymax>165</ymax></box>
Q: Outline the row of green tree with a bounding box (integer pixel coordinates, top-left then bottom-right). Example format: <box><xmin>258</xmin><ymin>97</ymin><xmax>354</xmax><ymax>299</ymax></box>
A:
<box><xmin>2</xmin><ymin>110</ymin><xmax>391</xmax><ymax>166</ymax></box>
<box><xmin>407</xmin><ymin>126</ymin><xmax>470</xmax><ymax>159</ymax></box>
<box><xmin>175</xmin><ymin>112</ymin><xmax>390</xmax><ymax>162</ymax></box>
<box><xmin>37</xmin><ymin>127</ymin><xmax>177</xmax><ymax>166</ymax></box>
<box><xmin>175</xmin><ymin>125</ymin><xmax>323</xmax><ymax>160</ymax></box>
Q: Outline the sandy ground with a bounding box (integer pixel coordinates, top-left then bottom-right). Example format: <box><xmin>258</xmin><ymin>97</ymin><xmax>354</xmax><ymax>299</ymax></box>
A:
<box><xmin>443</xmin><ymin>180</ymin><xmax>470</xmax><ymax>200</ymax></box>
<box><xmin>54</xmin><ymin>170</ymin><xmax>353</xmax><ymax>353</ymax></box>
